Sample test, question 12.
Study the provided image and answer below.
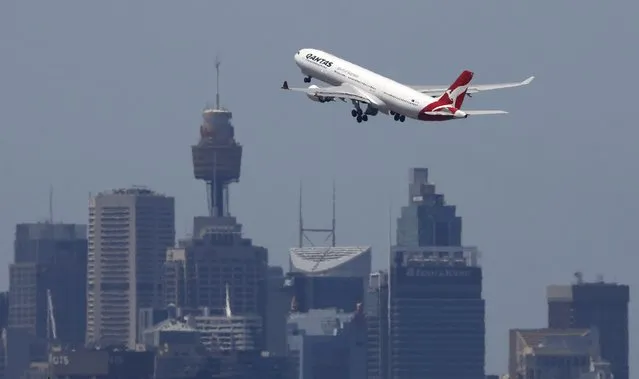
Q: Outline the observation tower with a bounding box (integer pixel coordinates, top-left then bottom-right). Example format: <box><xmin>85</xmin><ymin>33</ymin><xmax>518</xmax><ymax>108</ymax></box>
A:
<box><xmin>191</xmin><ymin>59</ymin><xmax>243</xmax><ymax>217</ymax></box>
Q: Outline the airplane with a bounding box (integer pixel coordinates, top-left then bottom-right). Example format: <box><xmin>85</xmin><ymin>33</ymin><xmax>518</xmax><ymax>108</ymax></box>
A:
<box><xmin>281</xmin><ymin>48</ymin><xmax>534</xmax><ymax>123</ymax></box>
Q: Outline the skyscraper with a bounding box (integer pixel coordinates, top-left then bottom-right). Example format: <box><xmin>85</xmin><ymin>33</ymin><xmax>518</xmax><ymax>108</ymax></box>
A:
<box><xmin>286</xmin><ymin>246</ymin><xmax>372</xmax><ymax>313</ymax></box>
<box><xmin>366</xmin><ymin>270</ymin><xmax>389</xmax><ymax>379</ymax></box>
<box><xmin>6</xmin><ymin>222</ymin><xmax>87</xmax><ymax>379</ymax></box>
<box><xmin>396</xmin><ymin>168</ymin><xmax>461</xmax><ymax>247</ymax></box>
<box><xmin>0</xmin><ymin>292</ymin><xmax>8</xmax><ymax>332</ymax></box>
<box><xmin>9</xmin><ymin>222</ymin><xmax>87</xmax><ymax>344</ymax></box>
<box><xmin>547</xmin><ymin>276</ymin><xmax>629</xmax><ymax>379</ymax></box>
<box><xmin>265</xmin><ymin>266</ymin><xmax>288</xmax><ymax>356</ymax></box>
<box><xmin>86</xmin><ymin>187</ymin><xmax>175</xmax><ymax>348</ymax></box>
<box><xmin>389</xmin><ymin>168</ymin><xmax>485</xmax><ymax>379</ymax></box>
<box><xmin>163</xmin><ymin>216</ymin><xmax>268</xmax><ymax>318</ymax></box>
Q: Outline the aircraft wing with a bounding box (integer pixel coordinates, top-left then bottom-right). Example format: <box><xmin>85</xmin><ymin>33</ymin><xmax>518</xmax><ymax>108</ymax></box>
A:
<box><xmin>281</xmin><ymin>81</ymin><xmax>374</xmax><ymax>104</ymax></box>
<box><xmin>410</xmin><ymin>76</ymin><xmax>534</xmax><ymax>97</ymax></box>
<box><xmin>464</xmin><ymin>110</ymin><xmax>508</xmax><ymax>115</ymax></box>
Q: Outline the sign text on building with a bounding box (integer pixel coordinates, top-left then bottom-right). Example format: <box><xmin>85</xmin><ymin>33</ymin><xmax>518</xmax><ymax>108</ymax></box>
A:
<box><xmin>405</xmin><ymin>267</ymin><xmax>472</xmax><ymax>277</ymax></box>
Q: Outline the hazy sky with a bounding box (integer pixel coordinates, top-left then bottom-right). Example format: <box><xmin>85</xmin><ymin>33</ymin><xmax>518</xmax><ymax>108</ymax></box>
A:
<box><xmin>1</xmin><ymin>0</ymin><xmax>638</xmax><ymax>374</ymax></box>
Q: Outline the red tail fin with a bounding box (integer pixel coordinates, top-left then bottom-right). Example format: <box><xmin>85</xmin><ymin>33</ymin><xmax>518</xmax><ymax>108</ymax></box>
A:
<box><xmin>438</xmin><ymin>70</ymin><xmax>474</xmax><ymax>109</ymax></box>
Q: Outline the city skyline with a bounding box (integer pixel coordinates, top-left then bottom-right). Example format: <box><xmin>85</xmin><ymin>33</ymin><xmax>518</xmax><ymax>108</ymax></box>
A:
<box><xmin>2</xmin><ymin>1</ymin><xmax>639</xmax><ymax>375</ymax></box>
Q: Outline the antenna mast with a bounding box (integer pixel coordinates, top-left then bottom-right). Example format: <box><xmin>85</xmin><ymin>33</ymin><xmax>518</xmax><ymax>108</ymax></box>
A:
<box><xmin>215</xmin><ymin>56</ymin><xmax>221</xmax><ymax>109</ymax></box>
<box><xmin>388</xmin><ymin>199</ymin><xmax>392</xmax><ymax>249</ymax></box>
<box><xmin>298</xmin><ymin>181</ymin><xmax>336</xmax><ymax>247</ymax></box>
<box><xmin>49</xmin><ymin>185</ymin><xmax>53</xmax><ymax>223</ymax></box>
<box><xmin>298</xmin><ymin>181</ymin><xmax>303</xmax><ymax>248</ymax></box>
<box><xmin>332</xmin><ymin>180</ymin><xmax>336</xmax><ymax>246</ymax></box>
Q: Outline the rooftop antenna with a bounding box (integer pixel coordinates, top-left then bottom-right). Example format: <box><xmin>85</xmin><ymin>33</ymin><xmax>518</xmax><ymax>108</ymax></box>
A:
<box><xmin>298</xmin><ymin>181</ymin><xmax>336</xmax><ymax>247</ymax></box>
<box><xmin>388</xmin><ymin>198</ymin><xmax>392</xmax><ymax>249</ymax></box>
<box><xmin>215</xmin><ymin>55</ymin><xmax>221</xmax><ymax>109</ymax></box>
<box><xmin>331</xmin><ymin>179</ymin><xmax>336</xmax><ymax>247</ymax></box>
<box><xmin>48</xmin><ymin>185</ymin><xmax>54</xmax><ymax>223</ymax></box>
<box><xmin>298</xmin><ymin>181</ymin><xmax>303</xmax><ymax>248</ymax></box>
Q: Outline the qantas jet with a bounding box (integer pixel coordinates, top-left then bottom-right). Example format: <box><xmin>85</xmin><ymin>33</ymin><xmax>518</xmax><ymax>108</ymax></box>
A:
<box><xmin>281</xmin><ymin>48</ymin><xmax>534</xmax><ymax>123</ymax></box>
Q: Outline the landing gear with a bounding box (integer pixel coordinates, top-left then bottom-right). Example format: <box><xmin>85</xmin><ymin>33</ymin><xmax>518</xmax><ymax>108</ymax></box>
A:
<box><xmin>351</xmin><ymin>106</ymin><xmax>369</xmax><ymax>123</ymax></box>
<box><xmin>351</xmin><ymin>101</ymin><xmax>369</xmax><ymax>123</ymax></box>
<box><xmin>392</xmin><ymin>112</ymin><xmax>405</xmax><ymax>122</ymax></box>
<box><xmin>303</xmin><ymin>76</ymin><xmax>312</xmax><ymax>83</ymax></box>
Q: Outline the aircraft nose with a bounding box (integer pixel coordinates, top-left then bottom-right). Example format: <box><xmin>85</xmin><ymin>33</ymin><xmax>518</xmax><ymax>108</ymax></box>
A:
<box><xmin>294</xmin><ymin>50</ymin><xmax>303</xmax><ymax>65</ymax></box>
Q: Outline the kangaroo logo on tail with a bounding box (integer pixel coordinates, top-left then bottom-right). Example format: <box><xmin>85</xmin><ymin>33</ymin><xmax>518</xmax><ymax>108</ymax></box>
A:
<box><xmin>439</xmin><ymin>70</ymin><xmax>473</xmax><ymax>109</ymax></box>
<box><xmin>423</xmin><ymin>70</ymin><xmax>474</xmax><ymax>112</ymax></box>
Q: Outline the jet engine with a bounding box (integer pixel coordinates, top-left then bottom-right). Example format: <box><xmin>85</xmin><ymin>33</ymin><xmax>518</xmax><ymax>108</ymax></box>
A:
<box><xmin>306</xmin><ymin>85</ymin><xmax>334</xmax><ymax>103</ymax></box>
<box><xmin>364</xmin><ymin>104</ymin><xmax>379</xmax><ymax>116</ymax></box>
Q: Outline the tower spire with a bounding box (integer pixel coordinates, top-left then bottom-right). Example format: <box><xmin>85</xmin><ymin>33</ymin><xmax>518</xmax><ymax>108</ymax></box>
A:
<box><xmin>215</xmin><ymin>56</ymin><xmax>221</xmax><ymax>110</ymax></box>
<box><xmin>298</xmin><ymin>181</ymin><xmax>303</xmax><ymax>248</ymax></box>
<box><xmin>332</xmin><ymin>179</ymin><xmax>336</xmax><ymax>247</ymax></box>
<box><xmin>49</xmin><ymin>184</ymin><xmax>54</xmax><ymax>223</ymax></box>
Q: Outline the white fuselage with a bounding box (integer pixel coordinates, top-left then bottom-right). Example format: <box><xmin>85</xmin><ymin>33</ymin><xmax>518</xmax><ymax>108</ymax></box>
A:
<box><xmin>294</xmin><ymin>48</ymin><xmax>437</xmax><ymax>119</ymax></box>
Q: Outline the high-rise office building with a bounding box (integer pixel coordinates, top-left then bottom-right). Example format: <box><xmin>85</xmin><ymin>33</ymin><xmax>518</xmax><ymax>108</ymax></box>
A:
<box><xmin>547</xmin><ymin>276</ymin><xmax>629</xmax><ymax>379</ymax></box>
<box><xmin>396</xmin><ymin>168</ymin><xmax>461</xmax><ymax>247</ymax></box>
<box><xmin>9</xmin><ymin>222</ymin><xmax>88</xmax><ymax>346</ymax></box>
<box><xmin>366</xmin><ymin>270</ymin><xmax>389</xmax><ymax>379</ymax></box>
<box><xmin>7</xmin><ymin>222</ymin><xmax>88</xmax><ymax>379</ymax></box>
<box><xmin>389</xmin><ymin>168</ymin><xmax>485</xmax><ymax>379</ymax></box>
<box><xmin>265</xmin><ymin>266</ymin><xmax>288</xmax><ymax>356</ymax></box>
<box><xmin>286</xmin><ymin>246</ymin><xmax>372</xmax><ymax>313</ymax></box>
<box><xmin>86</xmin><ymin>188</ymin><xmax>175</xmax><ymax>348</ymax></box>
<box><xmin>508</xmin><ymin>328</ymin><xmax>613</xmax><ymax>379</ymax></box>
<box><xmin>0</xmin><ymin>292</ymin><xmax>7</xmax><ymax>332</ymax></box>
<box><xmin>287</xmin><ymin>308</ymin><xmax>367</xmax><ymax>379</ymax></box>
<box><xmin>164</xmin><ymin>216</ymin><xmax>268</xmax><ymax>319</ymax></box>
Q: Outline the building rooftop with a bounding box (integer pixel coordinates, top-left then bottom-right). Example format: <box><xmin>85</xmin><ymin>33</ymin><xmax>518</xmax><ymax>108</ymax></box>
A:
<box><xmin>289</xmin><ymin>246</ymin><xmax>371</xmax><ymax>273</ymax></box>
<box><xmin>148</xmin><ymin>319</ymin><xmax>197</xmax><ymax>333</ymax></box>
<box><xmin>288</xmin><ymin>308</ymin><xmax>356</xmax><ymax>336</ymax></box>
<box><xmin>514</xmin><ymin>328</ymin><xmax>596</xmax><ymax>356</ymax></box>
<box><xmin>97</xmin><ymin>186</ymin><xmax>168</xmax><ymax>197</ymax></box>
<box><xmin>392</xmin><ymin>245</ymin><xmax>480</xmax><ymax>267</ymax></box>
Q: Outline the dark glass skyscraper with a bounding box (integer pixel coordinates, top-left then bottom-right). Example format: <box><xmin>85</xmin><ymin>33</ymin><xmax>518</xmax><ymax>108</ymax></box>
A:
<box><xmin>10</xmin><ymin>222</ymin><xmax>88</xmax><ymax>346</ymax></box>
<box><xmin>547</xmin><ymin>279</ymin><xmax>629</xmax><ymax>379</ymax></box>
<box><xmin>366</xmin><ymin>271</ymin><xmax>389</xmax><ymax>379</ymax></box>
<box><xmin>389</xmin><ymin>168</ymin><xmax>485</xmax><ymax>379</ymax></box>
<box><xmin>396</xmin><ymin>168</ymin><xmax>461</xmax><ymax>247</ymax></box>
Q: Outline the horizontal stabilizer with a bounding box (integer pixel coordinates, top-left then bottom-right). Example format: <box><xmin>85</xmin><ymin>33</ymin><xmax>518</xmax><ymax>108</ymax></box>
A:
<box><xmin>464</xmin><ymin>110</ymin><xmax>508</xmax><ymax>115</ymax></box>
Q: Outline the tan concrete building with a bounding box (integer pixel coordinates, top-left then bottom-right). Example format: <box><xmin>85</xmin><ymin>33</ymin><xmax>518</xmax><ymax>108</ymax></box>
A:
<box><xmin>86</xmin><ymin>187</ymin><xmax>175</xmax><ymax>348</ymax></box>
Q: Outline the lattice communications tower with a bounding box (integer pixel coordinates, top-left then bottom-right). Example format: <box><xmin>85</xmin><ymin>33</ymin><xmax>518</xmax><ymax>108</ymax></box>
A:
<box><xmin>192</xmin><ymin>59</ymin><xmax>243</xmax><ymax>217</ymax></box>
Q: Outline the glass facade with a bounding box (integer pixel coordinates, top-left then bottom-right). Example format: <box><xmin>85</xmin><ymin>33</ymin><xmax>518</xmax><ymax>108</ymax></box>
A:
<box><xmin>389</xmin><ymin>168</ymin><xmax>485</xmax><ymax>379</ymax></box>
<box><xmin>283</xmin><ymin>274</ymin><xmax>364</xmax><ymax>313</ymax></box>
<box><xmin>396</xmin><ymin>168</ymin><xmax>462</xmax><ymax>247</ymax></box>
<box><xmin>548</xmin><ymin>283</ymin><xmax>630</xmax><ymax>379</ymax></box>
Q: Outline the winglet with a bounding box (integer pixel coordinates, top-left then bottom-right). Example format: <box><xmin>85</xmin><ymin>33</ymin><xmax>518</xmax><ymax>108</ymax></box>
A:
<box><xmin>281</xmin><ymin>81</ymin><xmax>289</xmax><ymax>90</ymax></box>
<box><xmin>522</xmin><ymin>76</ymin><xmax>535</xmax><ymax>85</ymax></box>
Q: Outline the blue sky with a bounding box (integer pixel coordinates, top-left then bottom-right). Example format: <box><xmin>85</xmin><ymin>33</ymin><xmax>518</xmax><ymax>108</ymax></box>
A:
<box><xmin>1</xmin><ymin>0</ymin><xmax>638</xmax><ymax>374</ymax></box>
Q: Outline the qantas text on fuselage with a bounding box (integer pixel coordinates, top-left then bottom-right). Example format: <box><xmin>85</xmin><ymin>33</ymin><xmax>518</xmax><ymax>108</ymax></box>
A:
<box><xmin>281</xmin><ymin>48</ymin><xmax>534</xmax><ymax>124</ymax></box>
